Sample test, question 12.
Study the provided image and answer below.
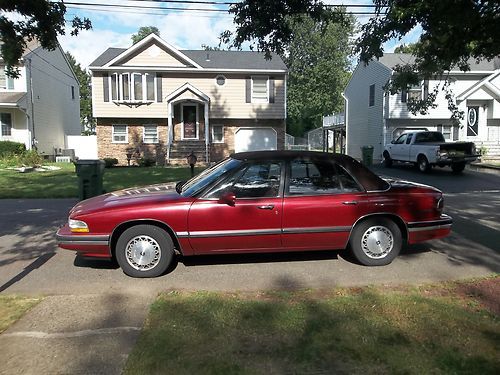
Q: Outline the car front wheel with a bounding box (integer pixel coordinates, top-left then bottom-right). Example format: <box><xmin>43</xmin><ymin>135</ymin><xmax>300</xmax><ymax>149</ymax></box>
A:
<box><xmin>115</xmin><ymin>224</ymin><xmax>174</xmax><ymax>278</ymax></box>
<box><xmin>383</xmin><ymin>151</ymin><xmax>393</xmax><ymax>168</ymax></box>
<box><xmin>349</xmin><ymin>218</ymin><xmax>402</xmax><ymax>266</ymax></box>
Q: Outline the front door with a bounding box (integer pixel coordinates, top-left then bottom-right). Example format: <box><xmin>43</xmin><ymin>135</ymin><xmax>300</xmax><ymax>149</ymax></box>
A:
<box><xmin>182</xmin><ymin>104</ymin><xmax>198</xmax><ymax>139</ymax></box>
<box><xmin>188</xmin><ymin>160</ymin><xmax>284</xmax><ymax>254</ymax></box>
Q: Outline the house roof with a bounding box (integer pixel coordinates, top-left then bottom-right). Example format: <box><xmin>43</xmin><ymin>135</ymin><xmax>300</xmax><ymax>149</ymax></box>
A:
<box><xmin>90</xmin><ymin>47</ymin><xmax>287</xmax><ymax>71</ymax></box>
<box><xmin>0</xmin><ymin>39</ymin><xmax>42</xmax><ymax>63</ymax></box>
<box><xmin>0</xmin><ymin>92</ymin><xmax>26</xmax><ymax>104</ymax></box>
<box><xmin>378</xmin><ymin>53</ymin><xmax>499</xmax><ymax>72</ymax></box>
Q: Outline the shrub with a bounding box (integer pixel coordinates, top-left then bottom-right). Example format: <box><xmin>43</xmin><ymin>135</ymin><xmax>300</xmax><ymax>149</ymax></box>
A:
<box><xmin>0</xmin><ymin>141</ymin><xmax>26</xmax><ymax>157</ymax></box>
<box><xmin>103</xmin><ymin>158</ymin><xmax>119</xmax><ymax>168</ymax></box>
<box><xmin>0</xmin><ymin>150</ymin><xmax>44</xmax><ymax>168</ymax></box>
<box><xmin>138</xmin><ymin>157</ymin><xmax>156</xmax><ymax>167</ymax></box>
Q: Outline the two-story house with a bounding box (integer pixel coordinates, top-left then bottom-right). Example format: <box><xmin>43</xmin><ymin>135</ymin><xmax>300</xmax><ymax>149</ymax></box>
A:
<box><xmin>89</xmin><ymin>34</ymin><xmax>287</xmax><ymax>165</ymax></box>
<box><xmin>344</xmin><ymin>53</ymin><xmax>500</xmax><ymax>162</ymax></box>
<box><xmin>0</xmin><ymin>40</ymin><xmax>81</xmax><ymax>156</ymax></box>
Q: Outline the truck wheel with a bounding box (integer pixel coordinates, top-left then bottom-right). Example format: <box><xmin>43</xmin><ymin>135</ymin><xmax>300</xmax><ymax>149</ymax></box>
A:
<box><xmin>115</xmin><ymin>225</ymin><xmax>174</xmax><ymax>278</ymax></box>
<box><xmin>451</xmin><ymin>162</ymin><xmax>466</xmax><ymax>173</ymax></box>
<box><xmin>417</xmin><ymin>155</ymin><xmax>431</xmax><ymax>173</ymax></box>
<box><xmin>383</xmin><ymin>151</ymin><xmax>393</xmax><ymax>168</ymax></box>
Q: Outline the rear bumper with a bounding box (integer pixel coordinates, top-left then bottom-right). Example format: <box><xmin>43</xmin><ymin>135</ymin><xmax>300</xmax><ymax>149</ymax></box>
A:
<box><xmin>56</xmin><ymin>224</ymin><xmax>111</xmax><ymax>258</ymax></box>
<box><xmin>436</xmin><ymin>154</ymin><xmax>480</xmax><ymax>164</ymax></box>
<box><xmin>407</xmin><ymin>214</ymin><xmax>452</xmax><ymax>244</ymax></box>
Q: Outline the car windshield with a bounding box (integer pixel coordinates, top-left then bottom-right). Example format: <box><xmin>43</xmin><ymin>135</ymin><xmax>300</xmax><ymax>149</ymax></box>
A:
<box><xmin>180</xmin><ymin>158</ymin><xmax>242</xmax><ymax>197</ymax></box>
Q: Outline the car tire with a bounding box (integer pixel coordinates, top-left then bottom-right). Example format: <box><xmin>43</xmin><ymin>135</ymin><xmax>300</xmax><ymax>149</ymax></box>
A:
<box><xmin>115</xmin><ymin>224</ymin><xmax>174</xmax><ymax>278</ymax></box>
<box><xmin>383</xmin><ymin>151</ymin><xmax>393</xmax><ymax>168</ymax></box>
<box><xmin>451</xmin><ymin>162</ymin><xmax>466</xmax><ymax>173</ymax></box>
<box><xmin>349</xmin><ymin>218</ymin><xmax>402</xmax><ymax>266</ymax></box>
<box><xmin>417</xmin><ymin>155</ymin><xmax>431</xmax><ymax>173</ymax></box>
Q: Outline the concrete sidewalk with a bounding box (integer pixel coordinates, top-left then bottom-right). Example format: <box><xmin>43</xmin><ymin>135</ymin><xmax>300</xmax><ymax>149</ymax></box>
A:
<box><xmin>0</xmin><ymin>293</ymin><xmax>154</xmax><ymax>375</ymax></box>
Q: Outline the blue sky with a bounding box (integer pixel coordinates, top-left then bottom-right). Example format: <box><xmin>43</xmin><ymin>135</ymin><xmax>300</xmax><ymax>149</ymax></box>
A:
<box><xmin>57</xmin><ymin>0</ymin><xmax>421</xmax><ymax>68</ymax></box>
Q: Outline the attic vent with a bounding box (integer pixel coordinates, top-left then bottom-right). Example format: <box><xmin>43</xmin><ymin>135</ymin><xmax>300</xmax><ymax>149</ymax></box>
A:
<box><xmin>205</xmin><ymin>52</ymin><xmax>210</xmax><ymax>62</ymax></box>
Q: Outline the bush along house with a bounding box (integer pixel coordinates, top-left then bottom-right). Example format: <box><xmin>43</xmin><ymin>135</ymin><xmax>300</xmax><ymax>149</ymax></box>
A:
<box><xmin>89</xmin><ymin>34</ymin><xmax>288</xmax><ymax>165</ymax></box>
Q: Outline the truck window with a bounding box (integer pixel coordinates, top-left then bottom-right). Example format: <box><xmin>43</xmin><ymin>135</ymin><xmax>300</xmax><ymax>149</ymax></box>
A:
<box><xmin>415</xmin><ymin>132</ymin><xmax>445</xmax><ymax>143</ymax></box>
<box><xmin>406</xmin><ymin>134</ymin><xmax>413</xmax><ymax>144</ymax></box>
<box><xmin>394</xmin><ymin>134</ymin><xmax>407</xmax><ymax>144</ymax></box>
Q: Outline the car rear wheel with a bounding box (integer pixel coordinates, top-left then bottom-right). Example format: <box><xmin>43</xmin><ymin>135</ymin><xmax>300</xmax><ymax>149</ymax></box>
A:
<box><xmin>417</xmin><ymin>155</ymin><xmax>431</xmax><ymax>173</ymax></box>
<box><xmin>116</xmin><ymin>225</ymin><xmax>174</xmax><ymax>278</ymax></box>
<box><xmin>383</xmin><ymin>151</ymin><xmax>393</xmax><ymax>168</ymax></box>
<box><xmin>349</xmin><ymin>218</ymin><xmax>402</xmax><ymax>266</ymax></box>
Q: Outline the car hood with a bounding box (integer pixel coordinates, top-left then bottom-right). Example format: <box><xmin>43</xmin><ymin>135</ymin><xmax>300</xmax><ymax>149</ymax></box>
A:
<box><xmin>70</xmin><ymin>182</ymin><xmax>182</xmax><ymax>216</ymax></box>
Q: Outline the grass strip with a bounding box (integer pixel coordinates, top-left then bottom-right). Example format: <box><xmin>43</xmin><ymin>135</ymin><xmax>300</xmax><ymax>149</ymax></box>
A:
<box><xmin>0</xmin><ymin>295</ymin><xmax>43</xmax><ymax>333</ymax></box>
<box><xmin>125</xmin><ymin>278</ymin><xmax>499</xmax><ymax>375</ymax></box>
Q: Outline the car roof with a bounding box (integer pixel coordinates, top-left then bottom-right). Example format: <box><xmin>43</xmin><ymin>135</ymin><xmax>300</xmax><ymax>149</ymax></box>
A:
<box><xmin>230</xmin><ymin>151</ymin><xmax>390</xmax><ymax>192</ymax></box>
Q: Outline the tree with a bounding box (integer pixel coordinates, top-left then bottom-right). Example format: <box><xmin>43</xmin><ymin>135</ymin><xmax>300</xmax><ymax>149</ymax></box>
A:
<box><xmin>285</xmin><ymin>12</ymin><xmax>354</xmax><ymax>136</ymax></box>
<box><xmin>225</xmin><ymin>0</ymin><xmax>500</xmax><ymax>121</ymax></box>
<box><xmin>131</xmin><ymin>26</ymin><xmax>160</xmax><ymax>44</ymax></box>
<box><xmin>394</xmin><ymin>43</ymin><xmax>418</xmax><ymax>54</ymax></box>
<box><xmin>65</xmin><ymin>52</ymin><xmax>95</xmax><ymax>134</ymax></box>
<box><xmin>0</xmin><ymin>1</ymin><xmax>91</xmax><ymax>77</ymax></box>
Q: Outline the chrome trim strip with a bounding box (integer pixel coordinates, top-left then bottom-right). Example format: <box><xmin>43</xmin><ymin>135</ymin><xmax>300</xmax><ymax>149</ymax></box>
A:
<box><xmin>408</xmin><ymin>224</ymin><xmax>452</xmax><ymax>233</ymax></box>
<box><xmin>58</xmin><ymin>240</ymin><xmax>110</xmax><ymax>246</ymax></box>
<box><xmin>176</xmin><ymin>231</ymin><xmax>189</xmax><ymax>238</ymax></box>
<box><xmin>56</xmin><ymin>234</ymin><xmax>109</xmax><ymax>243</ymax></box>
<box><xmin>188</xmin><ymin>228</ymin><xmax>281</xmax><ymax>238</ymax></box>
<box><xmin>282</xmin><ymin>226</ymin><xmax>351</xmax><ymax>234</ymax></box>
<box><xmin>407</xmin><ymin>215</ymin><xmax>453</xmax><ymax>228</ymax></box>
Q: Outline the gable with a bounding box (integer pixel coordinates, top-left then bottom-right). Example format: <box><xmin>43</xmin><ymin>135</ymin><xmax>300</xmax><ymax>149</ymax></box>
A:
<box><xmin>117</xmin><ymin>41</ymin><xmax>191</xmax><ymax>67</ymax></box>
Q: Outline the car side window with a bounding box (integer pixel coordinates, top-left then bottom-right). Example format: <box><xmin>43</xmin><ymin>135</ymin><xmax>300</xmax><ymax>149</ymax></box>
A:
<box><xmin>395</xmin><ymin>134</ymin><xmax>407</xmax><ymax>144</ymax></box>
<box><xmin>205</xmin><ymin>161</ymin><xmax>282</xmax><ymax>199</ymax></box>
<box><xmin>336</xmin><ymin>165</ymin><xmax>362</xmax><ymax>192</ymax></box>
<box><xmin>406</xmin><ymin>134</ymin><xmax>413</xmax><ymax>144</ymax></box>
<box><xmin>288</xmin><ymin>159</ymin><xmax>341</xmax><ymax>195</ymax></box>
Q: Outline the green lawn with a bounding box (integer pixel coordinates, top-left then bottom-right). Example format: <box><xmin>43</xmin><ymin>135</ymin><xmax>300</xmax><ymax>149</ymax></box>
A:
<box><xmin>0</xmin><ymin>295</ymin><xmax>42</xmax><ymax>333</ymax></box>
<box><xmin>0</xmin><ymin>163</ymin><xmax>203</xmax><ymax>199</ymax></box>
<box><xmin>125</xmin><ymin>277</ymin><xmax>500</xmax><ymax>375</ymax></box>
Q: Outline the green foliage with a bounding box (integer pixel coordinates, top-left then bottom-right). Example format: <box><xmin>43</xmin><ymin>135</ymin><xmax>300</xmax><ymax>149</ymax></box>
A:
<box><xmin>284</xmin><ymin>11</ymin><xmax>354</xmax><ymax>136</ymax></box>
<box><xmin>0</xmin><ymin>1</ymin><xmax>91</xmax><ymax>78</ymax></box>
<box><xmin>222</xmin><ymin>0</ymin><xmax>345</xmax><ymax>57</ymax></box>
<box><xmin>394</xmin><ymin>43</ymin><xmax>419</xmax><ymax>54</ymax></box>
<box><xmin>131</xmin><ymin>26</ymin><xmax>160</xmax><ymax>44</ymax></box>
<box><xmin>0</xmin><ymin>150</ymin><xmax>44</xmax><ymax>168</ymax></box>
<box><xmin>65</xmin><ymin>52</ymin><xmax>95</xmax><ymax>134</ymax></box>
<box><xmin>103</xmin><ymin>158</ymin><xmax>118</xmax><ymax>168</ymax></box>
<box><xmin>138</xmin><ymin>157</ymin><xmax>156</xmax><ymax>167</ymax></box>
<box><xmin>0</xmin><ymin>141</ymin><xmax>26</xmax><ymax>157</ymax></box>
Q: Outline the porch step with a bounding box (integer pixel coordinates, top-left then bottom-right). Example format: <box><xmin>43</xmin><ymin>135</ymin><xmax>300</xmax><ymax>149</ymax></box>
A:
<box><xmin>168</xmin><ymin>141</ymin><xmax>207</xmax><ymax>163</ymax></box>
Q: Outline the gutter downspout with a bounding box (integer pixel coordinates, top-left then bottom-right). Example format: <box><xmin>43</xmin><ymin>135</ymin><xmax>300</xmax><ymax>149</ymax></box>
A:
<box><xmin>166</xmin><ymin>101</ymin><xmax>172</xmax><ymax>164</ymax></box>
<box><xmin>204</xmin><ymin>102</ymin><xmax>209</xmax><ymax>164</ymax></box>
<box><xmin>27</xmin><ymin>58</ymin><xmax>37</xmax><ymax>150</ymax></box>
<box><xmin>341</xmin><ymin>92</ymin><xmax>348</xmax><ymax>155</ymax></box>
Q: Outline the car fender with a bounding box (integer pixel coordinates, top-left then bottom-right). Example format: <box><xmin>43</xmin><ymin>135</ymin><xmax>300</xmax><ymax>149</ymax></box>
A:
<box><xmin>346</xmin><ymin>212</ymin><xmax>409</xmax><ymax>247</ymax></box>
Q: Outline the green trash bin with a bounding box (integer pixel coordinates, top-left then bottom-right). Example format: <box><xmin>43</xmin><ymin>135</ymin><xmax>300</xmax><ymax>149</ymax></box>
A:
<box><xmin>361</xmin><ymin>146</ymin><xmax>374</xmax><ymax>166</ymax></box>
<box><xmin>75</xmin><ymin>160</ymin><xmax>105</xmax><ymax>201</ymax></box>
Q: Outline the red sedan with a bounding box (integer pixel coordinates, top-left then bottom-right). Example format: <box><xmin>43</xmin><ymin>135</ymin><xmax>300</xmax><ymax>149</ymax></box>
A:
<box><xmin>56</xmin><ymin>151</ymin><xmax>452</xmax><ymax>278</ymax></box>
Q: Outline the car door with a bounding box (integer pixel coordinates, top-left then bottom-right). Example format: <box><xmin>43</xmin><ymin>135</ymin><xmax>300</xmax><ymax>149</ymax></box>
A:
<box><xmin>281</xmin><ymin>157</ymin><xmax>367</xmax><ymax>251</ymax></box>
<box><xmin>390</xmin><ymin>133</ymin><xmax>408</xmax><ymax>161</ymax></box>
<box><xmin>188</xmin><ymin>160</ymin><xmax>284</xmax><ymax>254</ymax></box>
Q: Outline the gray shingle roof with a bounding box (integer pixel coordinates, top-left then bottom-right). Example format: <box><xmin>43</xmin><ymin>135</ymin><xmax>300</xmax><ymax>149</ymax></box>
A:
<box><xmin>378</xmin><ymin>53</ymin><xmax>499</xmax><ymax>72</ymax></box>
<box><xmin>89</xmin><ymin>47</ymin><xmax>287</xmax><ymax>71</ymax></box>
<box><xmin>0</xmin><ymin>92</ymin><xmax>26</xmax><ymax>103</ymax></box>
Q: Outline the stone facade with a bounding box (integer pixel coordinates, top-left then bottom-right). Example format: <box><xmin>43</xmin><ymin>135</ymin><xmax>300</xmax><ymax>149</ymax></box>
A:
<box><xmin>97</xmin><ymin>117</ymin><xmax>286</xmax><ymax>166</ymax></box>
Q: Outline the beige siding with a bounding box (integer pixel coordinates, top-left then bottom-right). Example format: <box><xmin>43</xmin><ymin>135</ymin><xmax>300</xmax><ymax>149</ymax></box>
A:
<box><xmin>120</xmin><ymin>43</ymin><xmax>190</xmax><ymax>67</ymax></box>
<box><xmin>29</xmin><ymin>46</ymin><xmax>80</xmax><ymax>155</ymax></box>
<box><xmin>92</xmin><ymin>72</ymin><xmax>286</xmax><ymax>119</ymax></box>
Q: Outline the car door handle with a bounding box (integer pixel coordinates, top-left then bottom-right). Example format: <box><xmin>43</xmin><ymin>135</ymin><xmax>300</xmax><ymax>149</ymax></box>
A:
<box><xmin>257</xmin><ymin>205</ymin><xmax>274</xmax><ymax>210</ymax></box>
<box><xmin>342</xmin><ymin>201</ymin><xmax>358</xmax><ymax>205</ymax></box>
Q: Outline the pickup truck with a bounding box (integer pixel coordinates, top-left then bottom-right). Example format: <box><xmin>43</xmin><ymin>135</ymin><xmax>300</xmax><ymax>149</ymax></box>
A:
<box><xmin>383</xmin><ymin>131</ymin><xmax>479</xmax><ymax>173</ymax></box>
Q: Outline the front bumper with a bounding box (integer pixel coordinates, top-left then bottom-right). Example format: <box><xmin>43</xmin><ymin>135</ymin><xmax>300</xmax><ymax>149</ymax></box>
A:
<box><xmin>407</xmin><ymin>214</ymin><xmax>453</xmax><ymax>244</ymax></box>
<box><xmin>56</xmin><ymin>224</ymin><xmax>111</xmax><ymax>258</ymax></box>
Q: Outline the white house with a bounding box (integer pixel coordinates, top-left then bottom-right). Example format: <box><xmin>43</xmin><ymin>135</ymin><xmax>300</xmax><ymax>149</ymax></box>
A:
<box><xmin>344</xmin><ymin>53</ymin><xmax>500</xmax><ymax>162</ymax></box>
<box><xmin>0</xmin><ymin>40</ymin><xmax>81</xmax><ymax>157</ymax></box>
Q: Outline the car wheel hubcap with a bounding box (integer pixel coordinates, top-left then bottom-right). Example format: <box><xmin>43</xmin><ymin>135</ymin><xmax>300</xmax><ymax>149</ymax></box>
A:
<box><xmin>361</xmin><ymin>226</ymin><xmax>393</xmax><ymax>259</ymax></box>
<box><xmin>125</xmin><ymin>235</ymin><xmax>161</xmax><ymax>271</ymax></box>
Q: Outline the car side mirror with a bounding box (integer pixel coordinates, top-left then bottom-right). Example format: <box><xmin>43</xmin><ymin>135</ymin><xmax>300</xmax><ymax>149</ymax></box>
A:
<box><xmin>390</xmin><ymin>140</ymin><xmax>395</xmax><ymax>144</ymax></box>
<box><xmin>218</xmin><ymin>192</ymin><xmax>236</xmax><ymax>207</ymax></box>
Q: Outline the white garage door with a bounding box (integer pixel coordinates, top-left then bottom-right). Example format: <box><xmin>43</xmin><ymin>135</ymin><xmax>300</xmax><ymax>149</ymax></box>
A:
<box><xmin>235</xmin><ymin>128</ymin><xmax>277</xmax><ymax>153</ymax></box>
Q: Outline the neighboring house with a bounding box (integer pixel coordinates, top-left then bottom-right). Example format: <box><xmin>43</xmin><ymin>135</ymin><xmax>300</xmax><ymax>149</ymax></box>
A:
<box><xmin>0</xmin><ymin>40</ymin><xmax>81</xmax><ymax>156</ymax></box>
<box><xmin>89</xmin><ymin>34</ymin><xmax>287</xmax><ymax>165</ymax></box>
<box><xmin>344</xmin><ymin>53</ymin><xmax>500</xmax><ymax>162</ymax></box>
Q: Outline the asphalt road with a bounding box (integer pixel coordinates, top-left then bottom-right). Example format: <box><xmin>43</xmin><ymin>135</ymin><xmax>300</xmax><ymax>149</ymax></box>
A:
<box><xmin>0</xmin><ymin>164</ymin><xmax>499</xmax><ymax>295</ymax></box>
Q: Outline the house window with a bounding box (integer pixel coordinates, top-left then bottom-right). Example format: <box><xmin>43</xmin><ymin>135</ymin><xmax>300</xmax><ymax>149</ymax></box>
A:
<box><xmin>0</xmin><ymin>67</ymin><xmax>14</xmax><ymax>90</ymax></box>
<box><xmin>212</xmin><ymin>125</ymin><xmax>224</xmax><ymax>143</ymax></box>
<box><xmin>369</xmin><ymin>84</ymin><xmax>375</xmax><ymax>107</ymax></box>
<box><xmin>143</xmin><ymin>125</ymin><xmax>158</xmax><ymax>144</ymax></box>
<box><xmin>408</xmin><ymin>84</ymin><xmax>422</xmax><ymax>101</ymax></box>
<box><xmin>1</xmin><ymin>113</ymin><xmax>12</xmax><ymax>136</ymax></box>
<box><xmin>402</xmin><ymin>81</ymin><xmax>429</xmax><ymax>102</ymax></box>
<box><xmin>216</xmin><ymin>75</ymin><xmax>226</xmax><ymax>86</ymax></box>
<box><xmin>112</xmin><ymin>125</ymin><xmax>128</xmax><ymax>143</ymax></box>
<box><xmin>110</xmin><ymin>72</ymin><xmax>157</xmax><ymax>102</ymax></box>
<box><xmin>252</xmin><ymin>76</ymin><xmax>269</xmax><ymax>103</ymax></box>
<box><xmin>71</xmin><ymin>86</ymin><xmax>75</xmax><ymax>100</ymax></box>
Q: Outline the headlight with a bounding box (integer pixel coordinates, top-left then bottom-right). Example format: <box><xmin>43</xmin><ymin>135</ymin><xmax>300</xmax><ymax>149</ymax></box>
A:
<box><xmin>69</xmin><ymin>219</ymin><xmax>89</xmax><ymax>233</ymax></box>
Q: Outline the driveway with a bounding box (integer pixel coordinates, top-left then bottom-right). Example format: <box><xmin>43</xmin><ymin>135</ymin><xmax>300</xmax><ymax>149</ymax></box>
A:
<box><xmin>1</xmin><ymin>165</ymin><xmax>499</xmax><ymax>295</ymax></box>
